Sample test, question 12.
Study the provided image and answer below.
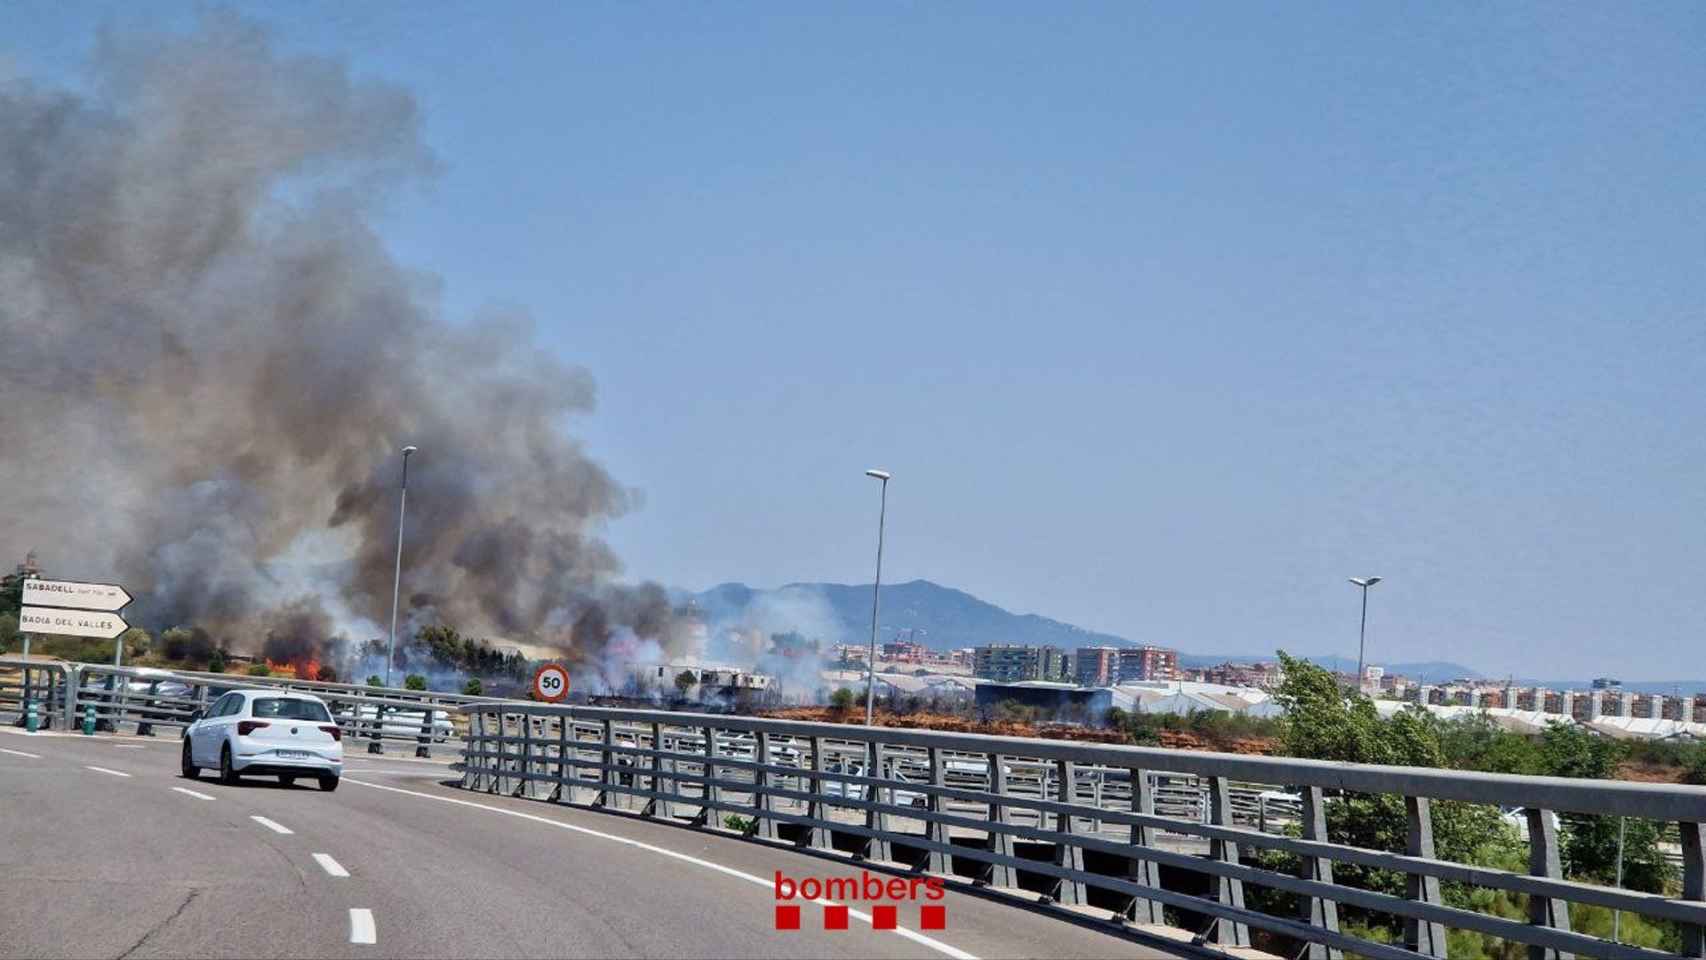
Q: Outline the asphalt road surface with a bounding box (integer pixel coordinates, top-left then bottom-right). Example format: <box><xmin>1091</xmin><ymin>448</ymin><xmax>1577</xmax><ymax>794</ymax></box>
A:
<box><xmin>0</xmin><ymin>727</ymin><xmax>1177</xmax><ymax>959</ymax></box>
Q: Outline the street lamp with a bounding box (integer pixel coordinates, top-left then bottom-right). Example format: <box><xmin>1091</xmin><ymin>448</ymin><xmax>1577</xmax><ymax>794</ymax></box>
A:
<box><xmin>863</xmin><ymin>469</ymin><xmax>891</xmax><ymax>725</ymax></box>
<box><xmin>1349</xmin><ymin>576</ymin><xmax>1382</xmax><ymax>691</ymax></box>
<box><xmin>386</xmin><ymin>445</ymin><xmax>418</xmax><ymax>688</ymax></box>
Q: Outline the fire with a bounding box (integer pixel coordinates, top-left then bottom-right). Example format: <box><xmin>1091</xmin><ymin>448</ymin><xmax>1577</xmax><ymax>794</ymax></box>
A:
<box><xmin>264</xmin><ymin>657</ymin><xmax>320</xmax><ymax>681</ymax></box>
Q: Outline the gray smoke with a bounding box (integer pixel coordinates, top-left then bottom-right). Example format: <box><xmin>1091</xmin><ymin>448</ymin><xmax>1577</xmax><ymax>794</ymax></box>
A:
<box><xmin>0</xmin><ymin>13</ymin><xmax>686</xmax><ymax>665</ymax></box>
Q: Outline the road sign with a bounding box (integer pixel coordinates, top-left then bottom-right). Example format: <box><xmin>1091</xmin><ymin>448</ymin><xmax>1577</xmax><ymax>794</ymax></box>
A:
<box><xmin>532</xmin><ymin>663</ymin><xmax>570</xmax><ymax>703</ymax></box>
<box><xmin>22</xmin><ymin>578</ymin><xmax>132</xmax><ymax>612</ymax></box>
<box><xmin>20</xmin><ymin>606</ymin><xmax>129</xmax><ymax>640</ymax></box>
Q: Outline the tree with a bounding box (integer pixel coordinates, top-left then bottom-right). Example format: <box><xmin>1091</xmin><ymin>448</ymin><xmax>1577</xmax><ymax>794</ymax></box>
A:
<box><xmin>0</xmin><ymin>611</ymin><xmax>18</xmax><ymax>653</ymax></box>
<box><xmin>120</xmin><ymin>627</ymin><xmax>151</xmax><ymax>661</ymax></box>
<box><xmin>247</xmin><ymin>663</ymin><xmax>272</xmax><ymax>677</ymax></box>
<box><xmin>462</xmin><ymin>678</ymin><xmax>483</xmax><ymax>696</ymax></box>
<box><xmin>366</xmin><ymin>675</ymin><xmax>383</xmax><ymax>687</ymax></box>
<box><xmin>207</xmin><ymin>648</ymin><xmax>227</xmax><ymax>673</ymax></box>
<box><xmin>674</xmin><ymin>670</ymin><xmax>698</xmax><ymax>698</ymax></box>
<box><xmin>1683</xmin><ymin>743</ymin><xmax>1706</xmax><ymax>787</ymax></box>
<box><xmin>404</xmin><ymin>674</ymin><xmax>427</xmax><ymax>691</ymax></box>
<box><xmin>828</xmin><ymin>687</ymin><xmax>855</xmax><ymax>713</ymax></box>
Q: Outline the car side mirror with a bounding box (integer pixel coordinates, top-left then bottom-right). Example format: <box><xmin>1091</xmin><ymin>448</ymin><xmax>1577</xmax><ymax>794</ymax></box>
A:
<box><xmin>187</xmin><ymin>709</ymin><xmax>204</xmax><ymax>723</ymax></box>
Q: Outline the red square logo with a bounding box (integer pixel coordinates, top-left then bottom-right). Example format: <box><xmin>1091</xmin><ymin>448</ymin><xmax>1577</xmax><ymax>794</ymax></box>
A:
<box><xmin>872</xmin><ymin>905</ymin><xmax>897</xmax><ymax>930</ymax></box>
<box><xmin>920</xmin><ymin>905</ymin><xmax>946</xmax><ymax>930</ymax></box>
<box><xmin>823</xmin><ymin>904</ymin><xmax>849</xmax><ymax>930</ymax></box>
<box><xmin>775</xmin><ymin>905</ymin><xmax>800</xmax><ymax>930</ymax></box>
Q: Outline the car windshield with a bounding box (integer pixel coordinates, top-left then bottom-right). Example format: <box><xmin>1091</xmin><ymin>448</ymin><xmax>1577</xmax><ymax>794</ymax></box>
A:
<box><xmin>251</xmin><ymin>698</ymin><xmax>331</xmax><ymax>722</ymax></box>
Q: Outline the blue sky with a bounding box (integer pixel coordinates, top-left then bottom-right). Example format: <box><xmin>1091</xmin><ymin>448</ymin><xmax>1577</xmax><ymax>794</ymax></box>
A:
<box><xmin>10</xmin><ymin>3</ymin><xmax>1705</xmax><ymax>678</ymax></box>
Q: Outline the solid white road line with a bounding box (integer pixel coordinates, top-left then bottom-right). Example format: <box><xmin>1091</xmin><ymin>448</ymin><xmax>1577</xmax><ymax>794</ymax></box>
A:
<box><xmin>0</xmin><ymin>747</ymin><xmax>42</xmax><ymax>759</ymax></box>
<box><xmin>172</xmin><ymin>787</ymin><xmax>216</xmax><ymax>800</ymax></box>
<box><xmin>250</xmin><ymin>815</ymin><xmax>294</xmax><ymax>835</ymax></box>
<box><xmin>348</xmin><ymin>908</ymin><xmax>376</xmax><ymax>944</ymax></box>
<box><xmin>344</xmin><ymin>778</ymin><xmax>976</xmax><ymax>960</ymax></box>
<box><xmin>85</xmin><ymin>765</ymin><xmax>132</xmax><ymax>777</ymax></box>
<box><xmin>313</xmin><ymin>853</ymin><xmax>350</xmax><ymax>878</ymax></box>
<box><xmin>113</xmin><ymin>744</ymin><xmax>145</xmax><ymax>749</ymax></box>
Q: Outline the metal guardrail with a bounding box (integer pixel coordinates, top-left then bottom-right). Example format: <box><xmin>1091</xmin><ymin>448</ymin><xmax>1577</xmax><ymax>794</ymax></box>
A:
<box><xmin>455</xmin><ymin>702</ymin><xmax>1706</xmax><ymax>960</ymax></box>
<box><xmin>0</xmin><ymin>658</ymin><xmax>497</xmax><ymax>757</ymax></box>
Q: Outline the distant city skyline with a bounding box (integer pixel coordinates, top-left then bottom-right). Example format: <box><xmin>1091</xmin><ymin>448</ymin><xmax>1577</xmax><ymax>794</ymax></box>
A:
<box><xmin>7</xmin><ymin>3</ymin><xmax>1704</xmax><ymax>679</ymax></box>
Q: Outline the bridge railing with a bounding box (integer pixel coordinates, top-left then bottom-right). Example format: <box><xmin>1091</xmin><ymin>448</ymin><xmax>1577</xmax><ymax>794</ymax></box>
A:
<box><xmin>454</xmin><ymin>701</ymin><xmax>1706</xmax><ymax>960</ymax></box>
<box><xmin>2</xmin><ymin>659</ymin><xmax>496</xmax><ymax>756</ymax></box>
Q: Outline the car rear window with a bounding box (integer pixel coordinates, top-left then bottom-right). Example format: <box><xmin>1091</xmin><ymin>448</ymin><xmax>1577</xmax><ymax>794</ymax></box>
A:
<box><xmin>251</xmin><ymin>698</ymin><xmax>331</xmax><ymax>722</ymax></box>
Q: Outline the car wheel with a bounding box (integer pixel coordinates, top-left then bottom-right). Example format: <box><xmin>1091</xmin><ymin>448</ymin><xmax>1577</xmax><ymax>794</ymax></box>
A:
<box><xmin>318</xmin><ymin>774</ymin><xmax>339</xmax><ymax>792</ymax></box>
<box><xmin>220</xmin><ymin>744</ymin><xmax>239</xmax><ymax>785</ymax></box>
<box><xmin>181</xmin><ymin>741</ymin><xmax>199</xmax><ymax>779</ymax></box>
<box><xmin>279</xmin><ymin>774</ymin><xmax>296</xmax><ymax>787</ymax></box>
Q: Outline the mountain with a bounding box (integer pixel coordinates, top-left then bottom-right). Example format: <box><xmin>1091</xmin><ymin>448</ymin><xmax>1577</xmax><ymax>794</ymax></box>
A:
<box><xmin>682</xmin><ymin>579</ymin><xmax>1134</xmax><ymax>652</ymax></box>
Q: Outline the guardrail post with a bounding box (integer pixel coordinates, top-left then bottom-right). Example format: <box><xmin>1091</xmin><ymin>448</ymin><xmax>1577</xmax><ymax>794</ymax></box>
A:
<box><xmin>493</xmin><ymin>712</ymin><xmax>511</xmax><ymax>795</ymax></box>
<box><xmin>797</xmin><ymin>735</ymin><xmax>830</xmax><ymax>852</ymax></box>
<box><xmin>368</xmin><ymin>704</ymin><xmax>385</xmax><ymax>754</ymax></box>
<box><xmin>593</xmin><ymin>718</ymin><xmax>614</xmax><ymax>808</ymax></box>
<box><xmin>858</xmin><ymin>740</ymin><xmax>892</xmax><ymax>864</ymax></box>
<box><xmin>515</xmin><ymin>711</ymin><xmax>536</xmax><ymax>799</ymax></box>
<box><xmin>1525</xmin><ymin>808</ymin><xmax>1574</xmax><ymax>960</ymax></box>
<box><xmin>1122</xmin><ymin>768</ymin><xmax>1164</xmax><ymax>925</ymax></box>
<box><xmin>1682</xmin><ymin>821</ymin><xmax>1705</xmax><ymax>957</ymax></box>
<box><xmin>415</xmin><ymin>705</ymin><xmax>432</xmax><ymax>758</ymax></box>
<box><xmin>135</xmin><ymin>680</ymin><xmax>160</xmax><ymax>737</ymax></box>
<box><xmin>1405</xmin><ymin>796</ymin><xmax>1447</xmax><ymax>957</ymax></box>
<box><xmin>693</xmin><ymin>725</ymin><xmax>718</xmax><ymax>827</ymax></box>
<box><xmin>918</xmin><ymin>745</ymin><xmax>948</xmax><ymax>874</ymax></box>
<box><xmin>548</xmin><ymin>714</ymin><xmax>568</xmax><ymax>803</ymax></box>
<box><xmin>1298</xmin><ymin>786</ymin><xmax>1342</xmax><ymax>959</ymax></box>
<box><xmin>60</xmin><ymin>664</ymin><xmax>79</xmax><ymax>732</ymax></box>
<box><xmin>977</xmin><ymin>752</ymin><xmax>1017</xmax><ymax>890</ymax></box>
<box><xmin>644</xmin><ymin>721</ymin><xmax>667</xmax><ymax>819</ymax></box>
<box><xmin>1207</xmin><ymin>776</ymin><xmax>1251</xmax><ymax>947</ymax></box>
<box><xmin>462</xmin><ymin>711</ymin><xmax>481</xmax><ymax>790</ymax></box>
<box><xmin>749</xmin><ymin>730</ymin><xmax>776</xmax><ymax>840</ymax></box>
<box><xmin>1046</xmin><ymin>758</ymin><xmax>1086</xmax><ymax>906</ymax></box>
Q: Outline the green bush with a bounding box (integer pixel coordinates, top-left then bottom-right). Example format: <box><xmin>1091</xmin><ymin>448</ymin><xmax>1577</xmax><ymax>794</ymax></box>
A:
<box><xmin>404</xmin><ymin>674</ymin><xmax>427</xmax><ymax>691</ymax></box>
<box><xmin>246</xmin><ymin>663</ymin><xmax>271</xmax><ymax>677</ymax></box>
<box><xmin>366</xmin><ymin>675</ymin><xmax>383</xmax><ymax>687</ymax></box>
<box><xmin>828</xmin><ymin>687</ymin><xmax>855</xmax><ymax>713</ymax></box>
<box><xmin>462</xmin><ymin>678</ymin><xmax>483</xmax><ymax>696</ymax></box>
<box><xmin>207</xmin><ymin>648</ymin><xmax>227</xmax><ymax>672</ymax></box>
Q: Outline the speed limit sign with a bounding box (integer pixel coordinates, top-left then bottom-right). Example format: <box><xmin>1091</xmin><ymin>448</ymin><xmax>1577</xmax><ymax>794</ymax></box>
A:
<box><xmin>532</xmin><ymin>663</ymin><xmax>570</xmax><ymax>703</ymax></box>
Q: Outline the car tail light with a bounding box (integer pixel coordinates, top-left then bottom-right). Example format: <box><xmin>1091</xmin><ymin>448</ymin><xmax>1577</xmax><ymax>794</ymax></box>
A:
<box><xmin>237</xmin><ymin>720</ymin><xmax>270</xmax><ymax>736</ymax></box>
<box><xmin>319</xmin><ymin>724</ymin><xmax>342</xmax><ymax>742</ymax></box>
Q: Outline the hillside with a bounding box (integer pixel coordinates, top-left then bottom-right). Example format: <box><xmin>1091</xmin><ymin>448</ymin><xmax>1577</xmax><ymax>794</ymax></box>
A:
<box><xmin>683</xmin><ymin>580</ymin><xmax>1487</xmax><ymax>682</ymax></box>
<box><xmin>685</xmin><ymin>579</ymin><xmax>1133</xmax><ymax>652</ymax></box>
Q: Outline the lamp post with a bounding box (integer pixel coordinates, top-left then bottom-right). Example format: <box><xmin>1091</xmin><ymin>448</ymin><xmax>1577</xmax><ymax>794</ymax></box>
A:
<box><xmin>1349</xmin><ymin>576</ymin><xmax>1382</xmax><ymax>691</ymax></box>
<box><xmin>385</xmin><ymin>445</ymin><xmax>418</xmax><ymax>689</ymax></box>
<box><xmin>863</xmin><ymin>469</ymin><xmax>891</xmax><ymax>726</ymax></box>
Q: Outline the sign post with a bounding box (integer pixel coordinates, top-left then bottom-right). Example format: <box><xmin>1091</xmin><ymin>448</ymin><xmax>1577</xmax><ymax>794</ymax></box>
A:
<box><xmin>19</xmin><ymin>578</ymin><xmax>133</xmax><ymax>734</ymax></box>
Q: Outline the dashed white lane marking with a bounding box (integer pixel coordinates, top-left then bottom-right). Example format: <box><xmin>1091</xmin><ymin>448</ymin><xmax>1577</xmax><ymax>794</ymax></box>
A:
<box><xmin>344</xmin><ymin>779</ymin><xmax>976</xmax><ymax>960</ymax></box>
<box><xmin>0</xmin><ymin>748</ymin><xmax>42</xmax><ymax>759</ymax></box>
<box><xmin>250</xmin><ymin>815</ymin><xmax>294</xmax><ymax>835</ymax></box>
<box><xmin>348</xmin><ymin>908</ymin><xmax>376</xmax><ymax>944</ymax></box>
<box><xmin>313</xmin><ymin>853</ymin><xmax>350</xmax><ymax>878</ymax></box>
<box><xmin>172</xmin><ymin>787</ymin><xmax>216</xmax><ymax>800</ymax></box>
<box><xmin>85</xmin><ymin>765</ymin><xmax>131</xmax><ymax>777</ymax></box>
<box><xmin>113</xmin><ymin>744</ymin><xmax>145</xmax><ymax>749</ymax></box>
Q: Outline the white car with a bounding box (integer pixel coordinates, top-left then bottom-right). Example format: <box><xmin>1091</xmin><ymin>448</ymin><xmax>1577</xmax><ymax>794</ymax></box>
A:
<box><xmin>182</xmin><ymin>689</ymin><xmax>344</xmax><ymax>791</ymax></box>
<box><xmin>339</xmin><ymin>703</ymin><xmax>456</xmax><ymax>742</ymax></box>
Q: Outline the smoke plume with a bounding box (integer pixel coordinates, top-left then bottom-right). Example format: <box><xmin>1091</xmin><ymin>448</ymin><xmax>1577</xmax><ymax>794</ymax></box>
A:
<box><xmin>0</xmin><ymin>14</ymin><xmax>686</xmax><ymax>667</ymax></box>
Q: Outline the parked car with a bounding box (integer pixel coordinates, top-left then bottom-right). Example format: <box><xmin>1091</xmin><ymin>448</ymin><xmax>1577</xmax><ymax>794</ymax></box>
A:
<box><xmin>182</xmin><ymin>689</ymin><xmax>343</xmax><ymax>790</ymax></box>
<box><xmin>820</xmin><ymin>758</ymin><xmax>927</xmax><ymax>807</ymax></box>
<box><xmin>337</xmin><ymin>703</ymin><xmax>455</xmax><ymax>742</ymax></box>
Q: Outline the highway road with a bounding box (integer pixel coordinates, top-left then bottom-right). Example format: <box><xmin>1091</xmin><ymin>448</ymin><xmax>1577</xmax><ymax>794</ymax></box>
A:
<box><xmin>0</xmin><ymin>728</ymin><xmax>1170</xmax><ymax>959</ymax></box>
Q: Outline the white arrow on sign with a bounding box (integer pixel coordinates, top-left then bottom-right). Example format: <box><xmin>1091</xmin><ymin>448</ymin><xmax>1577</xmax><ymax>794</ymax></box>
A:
<box><xmin>21</xmin><ymin>578</ymin><xmax>133</xmax><ymax>612</ymax></box>
<box><xmin>20</xmin><ymin>606</ymin><xmax>130</xmax><ymax>640</ymax></box>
